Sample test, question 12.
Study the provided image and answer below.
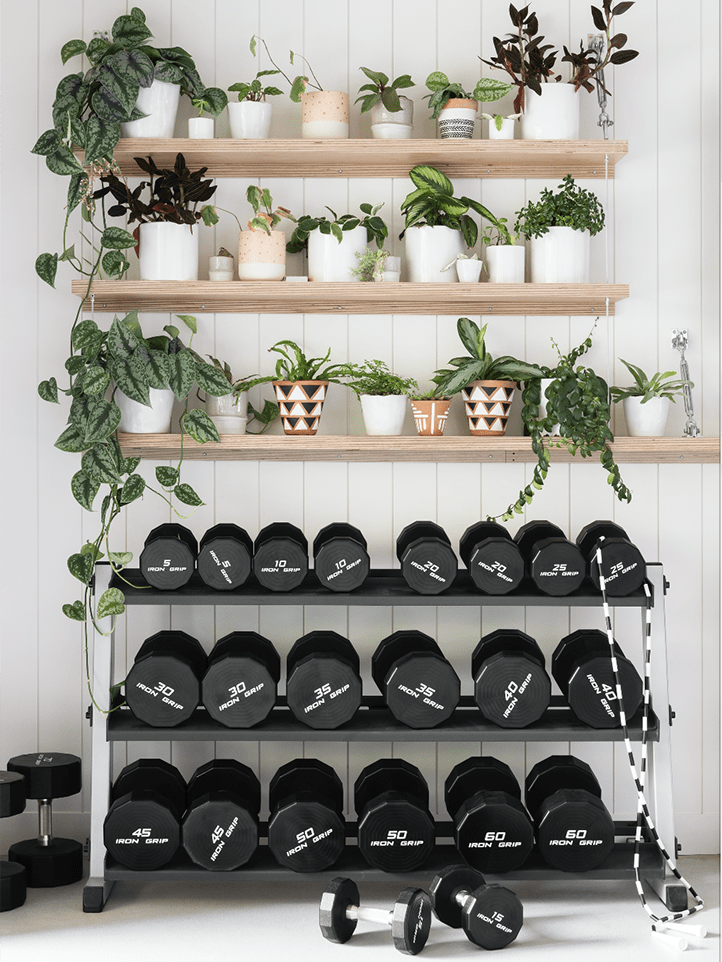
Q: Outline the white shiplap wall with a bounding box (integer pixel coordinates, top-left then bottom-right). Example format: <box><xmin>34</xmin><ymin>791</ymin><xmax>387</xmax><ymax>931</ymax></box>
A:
<box><xmin>0</xmin><ymin>0</ymin><xmax>718</xmax><ymax>855</ymax></box>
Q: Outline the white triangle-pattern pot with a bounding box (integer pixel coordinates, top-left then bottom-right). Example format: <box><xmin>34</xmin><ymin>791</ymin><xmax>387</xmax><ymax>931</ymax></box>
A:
<box><xmin>273</xmin><ymin>380</ymin><xmax>328</xmax><ymax>435</ymax></box>
<box><xmin>462</xmin><ymin>380</ymin><xmax>516</xmax><ymax>436</ymax></box>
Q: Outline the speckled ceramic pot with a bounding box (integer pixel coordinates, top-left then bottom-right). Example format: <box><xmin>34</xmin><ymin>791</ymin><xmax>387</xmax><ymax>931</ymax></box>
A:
<box><xmin>301</xmin><ymin>91</ymin><xmax>349</xmax><ymax>139</ymax></box>
<box><xmin>238</xmin><ymin>229</ymin><xmax>286</xmax><ymax>281</ymax></box>
<box><xmin>463</xmin><ymin>380</ymin><xmax>516</xmax><ymax>436</ymax></box>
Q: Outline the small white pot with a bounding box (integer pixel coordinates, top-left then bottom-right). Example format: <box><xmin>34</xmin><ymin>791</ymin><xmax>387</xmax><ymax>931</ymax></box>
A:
<box><xmin>188</xmin><ymin>116</ymin><xmax>214</xmax><ymax>139</ymax></box>
<box><xmin>206</xmin><ymin>392</ymin><xmax>249</xmax><ymax>419</ymax></box>
<box><xmin>121</xmin><ymin>80</ymin><xmax>180</xmax><ymax>138</ymax></box>
<box><xmin>521</xmin><ymin>84</ymin><xmax>580</xmax><ymax>140</ymax></box>
<box><xmin>370</xmin><ymin>96</ymin><xmax>413</xmax><ymax>139</ymax></box>
<box><xmin>301</xmin><ymin>91</ymin><xmax>349</xmax><ymax>139</ymax></box>
<box><xmin>485</xmin><ymin>245</ymin><xmax>525</xmax><ymax>283</ymax></box>
<box><xmin>228</xmin><ymin>100</ymin><xmax>273</xmax><ymax>139</ymax></box>
<box><xmin>623</xmin><ymin>396</ymin><xmax>671</xmax><ymax>437</ymax></box>
<box><xmin>538</xmin><ymin>378</ymin><xmax>561</xmax><ymax>435</ymax></box>
<box><xmin>210</xmin><ymin>415</ymin><xmax>247</xmax><ymax>435</ymax></box>
<box><xmin>455</xmin><ymin>259</ymin><xmax>483</xmax><ymax>283</ymax></box>
<box><xmin>438</xmin><ymin>99</ymin><xmax>477</xmax><ymax>139</ymax></box>
<box><xmin>405</xmin><ymin>225</ymin><xmax>465</xmax><ymax>283</ymax></box>
<box><xmin>379</xmin><ymin>255</ymin><xmax>401</xmax><ymax>283</ymax></box>
<box><xmin>530</xmin><ymin>226</ymin><xmax>590</xmax><ymax>283</ymax></box>
<box><xmin>307</xmin><ymin>226</ymin><xmax>367</xmax><ymax>281</ymax></box>
<box><xmin>209</xmin><ymin>254</ymin><xmax>234</xmax><ymax>281</ymax></box>
<box><xmin>238</xmin><ymin>229</ymin><xmax>286</xmax><ymax>281</ymax></box>
<box><xmin>117</xmin><ymin>387</ymin><xmax>175</xmax><ymax>434</ymax></box>
<box><xmin>139</xmin><ymin>222</ymin><xmax>199</xmax><ymax>281</ymax></box>
<box><xmin>360</xmin><ymin>394</ymin><xmax>407</xmax><ymax>436</ymax></box>
<box><xmin>487</xmin><ymin>117</ymin><xmax>516</xmax><ymax>139</ymax></box>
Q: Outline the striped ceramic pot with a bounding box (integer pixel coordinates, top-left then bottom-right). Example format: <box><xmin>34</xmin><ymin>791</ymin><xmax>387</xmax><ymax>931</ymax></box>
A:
<box><xmin>273</xmin><ymin>380</ymin><xmax>328</xmax><ymax>436</ymax></box>
<box><xmin>463</xmin><ymin>380</ymin><xmax>516</xmax><ymax>436</ymax></box>
<box><xmin>411</xmin><ymin>398</ymin><xmax>452</xmax><ymax>436</ymax></box>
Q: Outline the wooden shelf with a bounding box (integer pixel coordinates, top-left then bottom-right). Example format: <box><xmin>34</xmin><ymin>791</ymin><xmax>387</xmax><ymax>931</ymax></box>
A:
<box><xmin>77</xmin><ymin>138</ymin><xmax>627</xmax><ymax>179</ymax></box>
<box><xmin>117</xmin><ymin>434</ymin><xmax>719</xmax><ymax>464</ymax></box>
<box><xmin>73</xmin><ymin>281</ymin><xmax>629</xmax><ymax>316</ymax></box>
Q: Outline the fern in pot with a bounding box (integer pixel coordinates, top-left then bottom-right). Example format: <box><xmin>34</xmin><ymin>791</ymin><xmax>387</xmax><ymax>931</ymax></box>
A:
<box><xmin>340</xmin><ymin>360</ymin><xmax>418</xmax><ymax>436</ymax></box>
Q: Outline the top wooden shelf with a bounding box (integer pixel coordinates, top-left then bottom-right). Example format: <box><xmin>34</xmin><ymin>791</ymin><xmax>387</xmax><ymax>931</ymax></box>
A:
<box><xmin>85</xmin><ymin>138</ymin><xmax>628</xmax><ymax>180</ymax></box>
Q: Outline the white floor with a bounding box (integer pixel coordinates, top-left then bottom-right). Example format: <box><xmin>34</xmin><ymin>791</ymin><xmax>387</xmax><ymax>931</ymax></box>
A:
<box><xmin>0</xmin><ymin>857</ymin><xmax>718</xmax><ymax>962</ymax></box>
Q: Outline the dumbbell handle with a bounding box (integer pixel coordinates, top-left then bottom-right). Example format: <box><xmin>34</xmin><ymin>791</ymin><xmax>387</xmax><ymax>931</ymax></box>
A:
<box><xmin>454</xmin><ymin>889</ymin><xmax>475</xmax><ymax>911</ymax></box>
<box><xmin>38</xmin><ymin>799</ymin><xmax>53</xmax><ymax>847</ymax></box>
<box><xmin>347</xmin><ymin>905</ymin><xmax>394</xmax><ymax>927</ymax></box>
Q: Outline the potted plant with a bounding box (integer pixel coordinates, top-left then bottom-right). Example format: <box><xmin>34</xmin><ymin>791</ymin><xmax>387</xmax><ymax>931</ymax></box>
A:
<box><xmin>481</xmin><ymin>220</ymin><xmax>525</xmax><ymax>283</ymax></box>
<box><xmin>433</xmin><ymin>318</ymin><xmax>543</xmax><ymax>436</ymax></box>
<box><xmin>340</xmin><ymin>360</ymin><xmax>418</xmax><ymax>436</ymax></box>
<box><xmin>610</xmin><ymin>359</ymin><xmax>692</xmax><ymax>437</ymax></box>
<box><xmin>94</xmin><ymin>153</ymin><xmax>218</xmax><ymax>280</ymax></box>
<box><xmin>480</xmin><ymin>111</ymin><xmax>521</xmax><ymax>140</ymax></box>
<box><xmin>514</xmin><ymin>175</ymin><xmax>605</xmax><ymax>283</ymax></box>
<box><xmin>228</xmin><ymin>38</ymin><xmax>286</xmax><ymax>139</ymax></box>
<box><xmin>482</xmin><ymin>2</ymin><xmax>638</xmax><ymax>140</ymax></box>
<box><xmin>244</xmin><ymin>340</ymin><xmax>347</xmax><ymax>436</ymax></box>
<box><xmin>188</xmin><ymin>87</ymin><xmax>228</xmax><ymax>139</ymax></box>
<box><xmin>287</xmin><ymin>204</ymin><xmax>387</xmax><ymax>281</ymax></box>
<box><xmin>355</xmin><ymin>67</ymin><xmax>415</xmax><ymax>138</ymax></box>
<box><xmin>205</xmin><ymin>356</ymin><xmax>280</xmax><ymax>435</ymax></box>
<box><xmin>208</xmin><ymin>247</ymin><xmax>235</xmax><ymax>282</ymax></box>
<box><xmin>423</xmin><ymin>73</ymin><xmax>512</xmax><ymax>139</ymax></box>
<box><xmin>409</xmin><ymin>389</ymin><xmax>454</xmax><ymax>437</ymax></box>
<box><xmin>350</xmin><ymin>249</ymin><xmax>400</xmax><ymax>282</ymax></box>
<box><xmin>441</xmin><ymin>252</ymin><xmax>484</xmax><ymax>283</ymax></box>
<box><xmin>235</xmin><ymin>186</ymin><xmax>296</xmax><ymax>281</ymax></box>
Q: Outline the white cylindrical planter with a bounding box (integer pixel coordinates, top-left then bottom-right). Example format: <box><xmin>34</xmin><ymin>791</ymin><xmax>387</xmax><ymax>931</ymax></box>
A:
<box><xmin>521</xmin><ymin>84</ymin><xmax>580</xmax><ymax>140</ymax></box>
<box><xmin>405</xmin><ymin>225</ymin><xmax>465</xmax><ymax>283</ymax></box>
<box><xmin>121</xmin><ymin>80</ymin><xmax>180</xmax><ymax>138</ymax></box>
<box><xmin>209</xmin><ymin>254</ymin><xmax>234</xmax><ymax>281</ymax></box>
<box><xmin>301</xmin><ymin>91</ymin><xmax>349</xmax><ymax>139</ymax></box>
<box><xmin>117</xmin><ymin>387</ymin><xmax>175</xmax><ymax>433</ymax></box>
<box><xmin>360</xmin><ymin>394</ymin><xmax>407</xmax><ymax>436</ymax></box>
<box><xmin>485</xmin><ymin>245</ymin><xmax>526</xmax><ymax>283</ymax></box>
<box><xmin>623</xmin><ymin>396</ymin><xmax>671</xmax><ymax>437</ymax></box>
<box><xmin>307</xmin><ymin>226</ymin><xmax>367</xmax><ymax>281</ymax></box>
<box><xmin>487</xmin><ymin>117</ymin><xmax>516</xmax><ymax>139</ymax></box>
<box><xmin>370</xmin><ymin>96</ymin><xmax>413</xmax><ymax>139</ymax></box>
<box><xmin>188</xmin><ymin>116</ymin><xmax>214</xmax><ymax>139</ymax></box>
<box><xmin>238</xmin><ymin>230</ymin><xmax>286</xmax><ymax>281</ymax></box>
<box><xmin>379</xmin><ymin>255</ymin><xmax>401</xmax><ymax>282</ymax></box>
<box><xmin>530</xmin><ymin>227</ymin><xmax>590</xmax><ymax>283</ymax></box>
<box><xmin>207</xmin><ymin>391</ymin><xmax>248</xmax><ymax>434</ymax></box>
<box><xmin>228</xmin><ymin>101</ymin><xmax>273</xmax><ymax>139</ymax></box>
<box><xmin>438</xmin><ymin>99</ymin><xmax>477</xmax><ymax>139</ymax></box>
<box><xmin>455</xmin><ymin>259</ymin><xmax>483</xmax><ymax>283</ymax></box>
<box><xmin>139</xmin><ymin>222</ymin><xmax>199</xmax><ymax>281</ymax></box>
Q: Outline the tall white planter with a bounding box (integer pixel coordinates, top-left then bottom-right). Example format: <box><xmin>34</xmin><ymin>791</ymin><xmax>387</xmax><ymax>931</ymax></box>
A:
<box><xmin>360</xmin><ymin>395</ymin><xmax>407</xmax><ymax>436</ymax></box>
<box><xmin>117</xmin><ymin>387</ymin><xmax>175</xmax><ymax>433</ymax></box>
<box><xmin>521</xmin><ymin>84</ymin><xmax>580</xmax><ymax>140</ymax></box>
<box><xmin>121</xmin><ymin>80</ymin><xmax>180</xmax><ymax>138</ymax></box>
<box><xmin>228</xmin><ymin>101</ymin><xmax>273</xmax><ymax>139</ymax></box>
<box><xmin>405</xmin><ymin>225</ymin><xmax>465</xmax><ymax>283</ymax></box>
<box><xmin>307</xmin><ymin>226</ymin><xmax>367</xmax><ymax>281</ymax></box>
<box><xmin>139</xmin><ymin>222</ymin><xmax>199</xmax><ymax>281</ymax></box>
<box><xmin>530</xmin><ymin>226</ymin><xmax>590</xmax><ymax>283</ymax></box>
<box><xmin>624</xmin><ymin>396</ymin><xmax>671</xmax><ymax>437</ymax></box>
<box><xmin>485</xmin><ymin>245</ymin><xmax>525</xmax><ymax>283</ymax></box>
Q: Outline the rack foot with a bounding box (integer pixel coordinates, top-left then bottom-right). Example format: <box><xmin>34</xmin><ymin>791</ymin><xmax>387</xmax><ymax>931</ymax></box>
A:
<box><xmin>83</xmin><ymin>877</ymin><xmax>114</xmax><ymax>912</ymax></box>
<box><xmin>644</xmin><ymin>877</ymin><xmax>688</xmax><ymax>913</ymax></box>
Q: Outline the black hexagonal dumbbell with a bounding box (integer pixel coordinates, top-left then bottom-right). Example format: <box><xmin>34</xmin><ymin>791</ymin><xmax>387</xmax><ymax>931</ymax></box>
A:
<box><xmin>267</xmin><ymin>759</ymin><xmax>346</xmax><ymax>872</ymax></box>
<box><xmin>372</xmin><ymin>631</ymin><xmax>461</xmax><ymax>729</ymax></box>
<box><xmin>525</xmin><ymin>755</ymin><xmax>615</xmax><ymax>872</ymax></box>
<box><xmin>514</xmin><ymin>520</ymin><xmax>585</xmax><ymax>596</ymax></box>
<box><xmin>313</xmin><ymin>523</ymin><xmax>370</xmax><ymax>593</ymax></box>
<box><xmin>445</xmin><ymin>757</ymin><xmax>534</xmax><ymax>873</ymax></box>
<box><xmin>552</xmin><ymin>629</ymin><xmax>643</xmax><ymax>729</ymax></box>
<box><xmin>7</xmin><ymin>753</ymin><xmax>83</xmax><ymax>888</ymax></box>
<box><xmin>1</xmin><ymin>771</ymin><xmax>27</xmax><ymax>910</ymax></box>
<box><xmin>576</xmin><ymin>520</ymin><xmax>647</xmax><ymax>596</ymax></box>
<box><xmin>182</xmin><ymin>760</ymin><xmax>260</xmax><ymax>871</ymax></box>
<box><xmin>429</xmin><ymin>864</ymin><xmax>524</xmax><ymax>950</ymax></box>
<box><xmin>201</xmin><ymin>631</ymin><xmax>280</xmax><ymax>729</ymax></box>
<box><xmin>103</xmin><ymin>758</ymin><xmax>186</xmax><ymax>871</ymax></box>
<box><xmin>286</xmin><ymin>631</ymin><xmax>363</xmax><ymax>730</ymax></box>
<box><xmin>354</xmin><ymin>759</ymin><xmax>435</xmax><ymax>872</ymax></box>
<box><xmin>471</xmin><ymin>629</ymin><xmax>551</xmax><ymax>729</ymax></box>
<box><xmin>252</xmin><ymin>522</ymin><xmax>308</xmax><ymax>592</ymax></box>
<box><xmin>125</xmin><ymin>630</ymin><xmax>207</xmax><ymax>728</ymax></box>
<box><xmin>396</xmin><ymin>521</ymin><xmax>457</xmax><ymax>595</ymax></box>
<box><xmin>140</xmin><ymin>523</ymin><xmax>198</xmax><ymax>590</ymax></box>
<box><xmin>320</xmin><ymin>876</ymin><xmax>432</xmax><ymax>955</ymax></box>
<box><xmin>459</xmin><ymin>521</ymin><xmax>525</xmax><ymax>595</ymax></box>
<box><xmin>197</xmin><ymin>523</ymin><xmax>253</xmax><ymax>591</ymax></box>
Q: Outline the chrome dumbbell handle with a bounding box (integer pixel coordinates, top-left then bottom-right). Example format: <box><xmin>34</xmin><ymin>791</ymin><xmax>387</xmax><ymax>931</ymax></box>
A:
<box><xmin>347</xmin><ymin>905</ymin><xmax>394</xmax><ymax>926</ymax></box>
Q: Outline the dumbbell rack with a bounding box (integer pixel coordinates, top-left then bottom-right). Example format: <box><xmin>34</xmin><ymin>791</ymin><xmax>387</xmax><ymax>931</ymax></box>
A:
<box><xmin>83</xmin><ymin>562</ymin><xmax>681</xmax><ymax>914</ymax></box>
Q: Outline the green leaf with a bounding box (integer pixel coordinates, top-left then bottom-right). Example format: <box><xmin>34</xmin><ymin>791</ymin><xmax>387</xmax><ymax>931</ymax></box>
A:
<box><xmin>408</xmin><ymin>164</ymin><xmax>454</xmax><ymax>196</ymax></box>
<box><xmin>96</xmin><ymin>587</ymin><xmax>125</xmax><ymax>619</ymax></box>
<box><xmin>35</xmin><ymin>252</ymin><xmax>58</xmax><ymax>288</ymax></box>
<box><xmin>109</xmin><ymin>48</ymin><xmax>154</xmax><ymax>85</ymax></box>
<box><xmin>61</xmin><ymin>38</ymin><xmax>87</xmax><ymax>64</ymax></box>
<box><xmin>102</xmin><ymin>249</ymin><xmax>130</xmax><ymax>278</ymax></box>
<box><xmin>65</xmin><ymin>354</ymin><xmax>87</xmax><ymax>376</ymax></box>
<box><xmin>38</xmin><ymin>377</ymin><xmax>60</xmax><ymax>403</ymax></box>
<box><xmin>164</xmin><ymin>324</ymin><xmax>180</xmax><ymax>339</ymax></box>
<box><xmin>110</xmin><ymin>356</ymin><xmax>151</xmax><ymax>406</ymax></box>
<box><xmin>425</xmin><ymin>71</ymin><xmax>450</xmax><ymax>92</ymax></box>
<box><xmin>200</xmin><ymin>86</ymin><xmax>227</xmax><ymax>115</ymax></box>
<box><xmin>130</xmin><ymin>6</ymin><xmax>146</xmax><ymax>22</ymax></box>
<box><xmin>46</xmin><ymin>145</ymin><xmax>83</xmax><ymax>176</ymax></box>
<box><xmin>111</xmin><ymin>13</ymin><xmax>153</xmax><ymax>46</ymax></box>
<box><xmin>72</xmin><ymin>319</ymin><xmax>102</xmax><ymax>353</ymax></box>
<box><xmin>55</xmin><ymin>423</ymin><xmax>87</xmax><ymax>453</ymax></box>
<box><xmin>457</xmin><ymin>317</ymin><xmax>482</xmax><ymax>358</ymax></box>
<box><xmin>101</xmin><ymin>226</ymin><xmax>137</xmax><ymax>250</ymax></box>
<box><xmin>82</xmin><ymin>444</ymin><xmax>121</xmax><ymax>483</ymax></box>
<box><xmin>84</xmin><ymin>115</ymin><xmax>119</xmax><ymax>164</ymax></box>
<box><xmin>156</xmin><ymin>465</ymin><xmax>179</xmax><ymax>487</ymax></box>
<box><xmin>194</xmin><ymin>360</ymin><xmax>232</xmax><ymax>396</ymax></box>
<box><xmin>290</xmin><ymin>75</ymin><xmax>306</xmax><ymax>102</ymax></box>
<box><xmin>123</xmin><ymin>456</ymin><xmax>141</xmax><ymax>475</ymax></box>
<box><xmin>63</xmin><ymin>601</ymin><xmax>86</xmax><ymax>622</ymax></box>
<box><xmin>71</xmin><ymin>470</ymin><xmax>100</xmax><ymax>510</ymax></box>
<box><xmin>108</xmin><ymin>551</ymin><xmax>133</xmax><ymax>567</ymax></box>
<box><xmin>82</xmin><ymin>365</ymin><xmax>111</xmax><ymax>396</ymax></box>
<box><xmin>174</xmin><ymin>482</ymin><xmax>205</xmax><ymax>506</ymax></box>
<box><xmin>182</xmin><ymin>408</ymin><xmax>221</xmax><ymax>443</ymax></box>
<box><xmin>84</xmin><ymin>398</ymin><xmax>122</xmax><ymax>443</ymax></box>
<box><xmin>359</xmin><ymin>66</ymin><xmax>388</xmax><ymax>86</ymax></box>
<box><xmin>146</xmin><ymin>350</ymin><xmax>170</xmax><ymax>389</ymax></box>
<box><xmin>200</xmin><ymin>204</ymin><xmax>219</xmax><ymax>227</ymax></box>
<box><xmin>472</xmin><ymin>77</ymin><xmax>512</xmax><ymax>102</ymax></box>
<box><xmin>68</xmin><ymin>552</ymin><xmax>94</xmax><ymax>585</ymax></box>
<box><xmin>32</xmin><ymin>129</ymin><xmax>61</xmax><ymax>156</ymax></box>
<box><xmin>176</xmin><ymin>314</ymin><xmax>197</xmax><ymax>334</ymax></box>
<box><xmin>96</xmin><ymin>62</ymin><xmax>140</xmax><ymax>116</ymax></box>
<box><xmin>119</xmin><ymin>473</ymin><xmax>146</xmax><ymax>505</ymax></box>
<box><xmin>108</xmin><ymin>315</ymin><xmax>139</xmax><ymax>359</ymax></box>
<box><xmin>153</xmin><ymin>60</ymin><xmax>183</xmax><ymax>85</ymax></box>
<box><xmin>91</xmin><ymin>84</ymin><xmax>132</xmax><ymax>124</ymax></box>
<box><xmin>168</xmin><ymin>350</ymin><xmax>196</xmax><ymax>399</ymax></box>
<box><xmin>121</xmin><ymin>309</ymin><xmax>142</xmax><ymax>338</ymax></box>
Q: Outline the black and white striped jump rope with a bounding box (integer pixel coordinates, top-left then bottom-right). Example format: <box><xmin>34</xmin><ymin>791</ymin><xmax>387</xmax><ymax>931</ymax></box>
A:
<box><xmin>595</xmin><ymin>545</ymin><xmax>706</xmax><ymax>949</ymax></box>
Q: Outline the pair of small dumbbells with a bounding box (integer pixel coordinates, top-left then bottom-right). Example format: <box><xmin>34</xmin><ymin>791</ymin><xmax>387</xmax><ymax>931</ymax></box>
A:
<box><xmin>320</xmin><ymin>865</ymin><xmax>523</xmax><ymax>954</ymax></box>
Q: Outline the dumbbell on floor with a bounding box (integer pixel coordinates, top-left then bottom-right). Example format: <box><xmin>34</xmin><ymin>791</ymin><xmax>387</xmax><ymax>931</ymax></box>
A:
<box><xmin>313</xmin><ymin>523</ymin><xmax>370</xmax><ymax>593</ymax></box>
<box><xmin>286</xmin><ymin>631</ymin><xmax>362</xmax><ymax>729</ymax></box>
<box><xmin>396</xmin><ymin>521</ymin><xmax>457</xmax><ymax>595</ymax></box>
<box><xmin>320</xmin><ymin>876</ymin><xmax>431</xmax><ymax>955</ymax></box>
<box><xmin>429</xmin><ymin>864</ymin><xmax>523</xmax><ymax>950</ymax></box>
<box><xmin>103</xmin><ymin>759</ymin><xmax>186</xmax><ymax>870</ymax></box>
<box><xmin>201</xmin><ymin>631</ymin><xmax>280</xmax><ymax>728</ymax></box>
<box><xmin>445</xmin><ymin>757</ymin><xmax>534</xmax><ymax>873</ymax></box>
<box><xmin>1</xmin><ymin>771</ymin><xmax>27</xmax><ymax>910</ymax></box>
<box><xmin>140</xmin><ymin>523</ymin><xmax>197</xmax><ymax>590</ymax></box>
<box><xmin>7</xmin><ymin>753</ymin><xmax>83</xmax><ymax>887</ymax></box>
<box><xmin>125</xmin><ymin>630</ymin><xmax>207</xmax><ymax>728</ymax></box>
<box><xmin>525</xmin><ymin>755</ymin><xmax>615</xmax><ymax>872</ymax></box>
<box><xmin>514</xmin><ymin>521</ymin><xmax>585</xmax><ymax>596</ymax></box>
<box><xmin>459</xmin><ymin>521</ymin><xmax>525</xmax><ymax>595</ymax></box>
<box><xmin>197</xmin><ymin>523</ymin><xmax>253</xmax><ymax>590</ymax></box>
<box><xmin>354</xmin><ymin>759</ymin><xmax>435</xmax><ymax>872</ymax></box>
<box><xmin>252</xmin><ymin>522</ymin><xmax>308</xmax><ymax>591</ymax></box>
<box><xmin>471</xmin><ymin>629</ymin><xmax>551</xmax><ymax>729</ymax></box>
<box><xmin>576</xmin><ymin>520</ymin><xmax>646</xmax><ymax>596</ymax></box>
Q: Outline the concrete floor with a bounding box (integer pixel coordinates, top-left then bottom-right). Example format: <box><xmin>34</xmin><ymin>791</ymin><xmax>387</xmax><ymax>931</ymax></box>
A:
<box><xmin>1</xmin><ymin>856</ymin><xmax>718</xmax><ymax>961</ymax></box>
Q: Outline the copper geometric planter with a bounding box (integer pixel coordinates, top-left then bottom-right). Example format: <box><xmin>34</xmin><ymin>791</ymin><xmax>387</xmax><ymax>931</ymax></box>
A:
<box><xmin>462</xmin><ymin>380</ymin><xmax>516</xmax><ymax>436</ymax></box>
<box><xmin>273</xmin><ymin>380</ymin><xmax>328</xmax><ymax>436</ymax></box>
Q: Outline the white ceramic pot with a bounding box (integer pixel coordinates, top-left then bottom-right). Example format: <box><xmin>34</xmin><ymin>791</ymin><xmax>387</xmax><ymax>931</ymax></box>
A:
<box><xmin>360</xmin><ymin>394</ymin><xmax>407</xmax><ymax>436</ymax></box>
<box><xmin>117</xmin><ymin>386</ymin><xmax>175</xmax><ymax>433</ymax></box>
<box><xmin>521</xmin><ymin>84</ymin><xmax>580</xmax><ymax>140</ymax></box>
<box><xmin>538</xmin><ymin>378</ymin><xmax>561</xmax><ymax>435</ymax></box>
<box><xmin>121</xmin><ymin>80</ymin><xmax>180</xmax><ymax>138</ymax></box>
<box><xmin>379</xmin><ymin>256</ymin><xmax>401</xmax><ymax>282</ymax></box>
<box><xmin>370</xmin><ymin>96</ymin><xmax>413</xmax><ymax>139</ymax></box>
<box><xmin>139</xmin><ymin>222</ymin><xmax>199</xmax><ymax>281</ymax></box>
<box><xmin>188</xmin><ymin>116</ymin><xmax>214</xmax><ymax>139</ymax></box>
<box><xmin>210</xmin><ymin>416</ymin><xmax>247</xmax><ymax>435</ymax></box>
<box><xmin>301</xmin><ymin>91</ymin><xmax>349</xmax><ymax>139</ymax></box>
<box><xmin>487</xmin><ymin>117</ymin><xmax>516</xmax><ymax>139</ymax></box>
<box><xmin>307</xmin><ymin>226</ymin><xmax>367</xmax><ymax>281</ymax></box>
<box><xmin>228</xmin><ymin>101</ymin><xmax>273</xmax><ymax>139</ymax></box>
<box><xmin>624</xmin><ymin>396</ymin><xmax>671</xmax><ymax>437</ymax></box>
<box><xmin>455</xmin><ymin>259</ymin><xmax>483</xmax><ymax>283</ymax></box>
<box><xmin>238</xmin><ymin>229</ymin><xmax>286</xmax><ymax>281</ymax></box>
<box><xmin>405</xmin><ymin>225</ymin><xmax>465</xmax><ymax>283</ymax></box>
<box><xmin>530</xmin><ymin>226</ymin><xmax>590</xmax><ymax>283</ymax></box>
<box><xmin>485</xmin><ymin>245</ymin><xmax>526</xmax><ymax>283</ymax></box>
<box><xmin>207</xmin><ymin>391</ymin><xmax>249</xmax><ymax>434</ymax></box>
<box><xmin>438</xmin><ymin>99</ymin><xmax>477</xmax><ymax>139</ymax></box>
<box><xmin>208</xmin><ymin>254</ymin><xmax>234</xmax><ymax>281</ymax></box>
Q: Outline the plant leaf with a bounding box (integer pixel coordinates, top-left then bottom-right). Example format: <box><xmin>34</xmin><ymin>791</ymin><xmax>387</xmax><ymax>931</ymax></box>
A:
<box><xmin>168</xmin><ymin>350</ymin><xmax>196</xmax><ymax>399</ymax></box>
<box><xmin>71</xmin><ymin>470</ymin><xmax>101</xmax><ymax>510</ymax></box>
<box><xmin>174</xmin><ymin>482</ymin><xmax>205</xmax><ymax>506</ymax></box>
<box><xmin>156</xmin><ymin>465</ymin><xmax>179</xmax><ymax>487</ymax></box>
<box><xmin>102</xmin><ymin>248</ymin><xmax>130</xmax><ymax>278</ymax></box>
<box><xmin>101</xmin><ymin>226</ymin><xmax>137</xmax><ymax>250</ymax></box>
<box><xmin>32</xmin><ymin>129</ymin><xmax>62</xmax><ymax>156</ymax></box>
<box><xmin>84</xmin><ymin>398</ymin><xmax>122</xmax><ymax>443</ymax></box>
<box><xmin>55</xmin><ymin>423</ymin><xmax>87</xmax><ymax>453</ymax></box>
<box><xmin>82</xmin><ymin>365</ymin><xmax>111</xmax><ymax>396</ymax></box>
<box><xmin>145</xmin><ymin>350</ymin><xmax>171</xmax><ymax>389</ymax></box>
<box><xmin>176</xmin><ymin>314</ymin><xmax>197</xmax><ymax>334</ymax></box>
<box><xmin>63</xmin><ymin>601</ymin><xmax>86</xmax><ymax>621</ymax></box>
<box><xmin>68</xmin><ymin>552</ymin><xmax>94</xmax><ymax>585</ymax></box>
<box><xmin>182</xmin><ymin>408</ymin><xmax>221</xmax><ymax>443</ymax></box>
<box><xmin>408</xmin><ymin>164</ymin><xmax>454</xmax><ymax>196</ymax></box>
<box><xmin>81</xmin><ymin>444</ymin><xmax>121</xmax><ymax>483</ymax></box>
<box><xmin>35</xmin><ymin>252</ymin><xmax>58</xmax><ymax>288</ymax></box>
<box><xmin>194</xmin><ymin>359</ymin><xmax>232</xmax><ymax>396</ymax></box>
<box><xmin>96</xmin><ymin>587</ymin><xmax>126</xmax><ymax>619</ymax></box>
<box><xmin>38</xmin><ymin>377</ymin><xmax>60</xmax><ymax>403</ymax></box>
<box><xmin>457</xmin><ymin>317</ymin><xmax>482</xmax><ymax>358</ymax></box>
<box><xmin>108</xmin><ymin>315</ymin><xmax>139</xmax><ymax>359</ymax></box>
<box><xmin>46</xmin><ymin>145</ymin><xmax>83</xmax><ymax>176</ymax></box>
<box><xmin>108</xmin><ymin>551</ymin><xmax>133</xmax><ymax>567</ymax></box>
<box><xmin>61</xmin><ymin>38</ymin><xmax>87</xmax><ymax>64</ymax></box>
<box><xmin>84</xmin><ymin>115</ymin><xmax>120</xmax><ymax>164</ymax></box>
<box><xmin>119</xmin><ymin>473</ymin><xmax>146</xmax><ymax>504</ymax></box>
